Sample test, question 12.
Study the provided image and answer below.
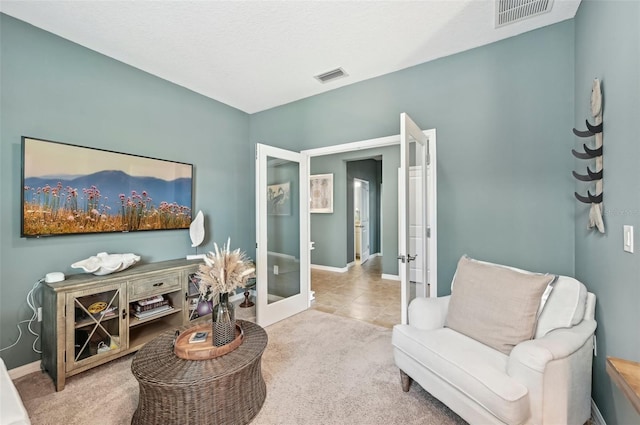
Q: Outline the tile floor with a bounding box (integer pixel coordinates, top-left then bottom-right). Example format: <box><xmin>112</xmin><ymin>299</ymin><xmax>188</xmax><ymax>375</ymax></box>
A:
<box><xmin>310</xmin><ymin>255</ymin><xmax>401</xmax><ymax>328</ymax></box>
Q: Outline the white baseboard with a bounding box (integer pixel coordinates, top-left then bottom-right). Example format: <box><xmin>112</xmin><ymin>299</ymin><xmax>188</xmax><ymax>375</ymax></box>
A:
<box><xmin>268</xmin><ymin>251</ymin><xmax>298</xmax><ymax>261</ymax></box>
<box><xmin>591</xmin><ymin>399</ymin><xmax>606</xmax><ymax>425</ymax></box>
<box><xmin>229</xmin><ymin>292</ymin><xmax>245</xmax><ymax>303</ymax></box>
<box><xmin>9</xmin><ymin>360</ymin><xmax>41</xmax><ymax>380</ymax></box>
<box><xmin>311</xmin><ymin>264</ymin><xmax>349</xmax><ymax>273</ymax></box>
<box><xmin>381</xmin><ymin>273</ymin><xmax>400</xmax><ymax>281</ymax></box>
<box><xmin>346</xmin><ymin>261</ymin><xmax>355</xmax><ymax>269</ymax></box>
<box><xmin>185</xmin><ymin>254</ymin><xmax>206</xmax><ymax>260</ymax></box>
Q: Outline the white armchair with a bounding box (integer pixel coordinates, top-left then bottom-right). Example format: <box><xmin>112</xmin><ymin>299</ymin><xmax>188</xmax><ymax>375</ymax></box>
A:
<box><xmin>392</xmin><ymin>258</ymin><xmax>597</xmax><ymax>425</ymax></box>
<box><xmin>0</xmin><ymin>358</ymin><xmax>31</xmax><ymax>425</ymax></box>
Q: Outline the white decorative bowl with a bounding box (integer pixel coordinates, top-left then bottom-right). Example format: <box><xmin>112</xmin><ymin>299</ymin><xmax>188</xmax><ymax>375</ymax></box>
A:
<box><xmin>71</xmin><ymin>252</ymin><xmax>140</xmax><ymax>276</ymax></box>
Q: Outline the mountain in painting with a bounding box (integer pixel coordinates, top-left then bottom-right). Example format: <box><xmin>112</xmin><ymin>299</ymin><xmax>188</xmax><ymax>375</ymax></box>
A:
<box><xmin>24</xmin><ymin>170</ymin><xmax>192</xmax><ymax>213</ymax></box>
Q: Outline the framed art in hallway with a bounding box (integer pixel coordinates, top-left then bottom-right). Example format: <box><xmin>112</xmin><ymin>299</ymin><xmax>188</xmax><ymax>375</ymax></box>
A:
<box><xmin>267</xmin><ymin>181</ymin><xmax>291</xmax><ymax>216</ymax></box>
<box><xmin>309</xmin><ymin>173</ymin><xmax>333</xmax><ymax>213</ymax></box>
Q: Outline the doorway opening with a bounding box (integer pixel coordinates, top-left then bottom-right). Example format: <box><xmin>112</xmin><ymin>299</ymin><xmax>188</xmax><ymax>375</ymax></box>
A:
<box><xmin>255</xmin><ymin>118</ymin><xmax>436</xmax><ymax>328</ymax></box>
<box><xmin>302</xmin><ymin>129</ymin><xmax>436</xmax><ymax>328</ymax></box>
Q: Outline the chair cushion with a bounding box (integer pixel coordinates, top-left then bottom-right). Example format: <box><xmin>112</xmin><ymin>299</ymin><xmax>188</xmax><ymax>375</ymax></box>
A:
<box><xmin>392</xmin><ymin>325</ymin><xmax>529</xmax><ymax>425</ymax></box>
<box><xmin>445</xmin><ymin>256</ymin><xmax>555</xmax><ymax>354</ymax></box>
<box><xmin>534</xmin><ymin>276</ymin><xmax>587</xmax><ymax>338</ymax></box>
<box><xmin>0</xmin><ymin>359</ymin><xmax>31</xmax><ymax>425</ymax></box>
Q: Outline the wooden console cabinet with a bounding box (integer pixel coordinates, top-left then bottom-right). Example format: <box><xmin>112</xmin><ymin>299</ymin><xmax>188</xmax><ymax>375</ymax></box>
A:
<box><xmin>42</xmin><ymin>258</ymin><xmax>208</xmax><ymax>391</ymax></box>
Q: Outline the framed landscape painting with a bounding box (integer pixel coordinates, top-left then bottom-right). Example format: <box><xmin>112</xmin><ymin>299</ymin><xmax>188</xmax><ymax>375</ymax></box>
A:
<box><xmin>310</xmin><ymin>173</ymin><xmax>333</xmax><ymax>213</ymax></box>
<box><xmin>21</xmin><ymin>136</ymin><xmax>193</xmax><ymax>237</ymax></box>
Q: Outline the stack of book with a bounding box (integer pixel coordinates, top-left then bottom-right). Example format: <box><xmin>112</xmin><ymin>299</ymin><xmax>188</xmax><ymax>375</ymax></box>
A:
<box><xmin>99</xmin><ymin>305</ymin><xmax>117</xmax><ymax>318</ymax></box>
<box><xmin>132</xmin><ymin>295</ymin><xmax>173</xmax><ymax>319</ymax></box>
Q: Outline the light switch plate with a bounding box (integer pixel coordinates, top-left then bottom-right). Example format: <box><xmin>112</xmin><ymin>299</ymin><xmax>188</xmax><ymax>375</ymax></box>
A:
<box><xmin>623</xmin><ymin>225</ymin><xmax>634</xmax><ymax>253</ymax></box>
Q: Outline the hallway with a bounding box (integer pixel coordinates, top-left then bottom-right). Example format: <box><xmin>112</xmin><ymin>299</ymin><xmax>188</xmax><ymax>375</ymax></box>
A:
<box><xmin>310</xmin><ymin>256</ymin><xmax>400</xmax><ymax>328</ymax></box>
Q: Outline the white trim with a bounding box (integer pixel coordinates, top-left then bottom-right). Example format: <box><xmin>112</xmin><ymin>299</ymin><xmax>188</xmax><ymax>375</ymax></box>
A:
<box><xmin>303</xmin><ymin>129</ymin><xmax>436</xmax><ymax>311</ymax></box>
<box><xmin>256</xmin><ymin>143</ymin><xmax>309</xmax><ymax>327</ymax></box>
<box><xmin>591</xmin><ymin>399</ymin><xmax>606</xmax><ymax>425</ymax></box>
<box><xmin>8</xmin><ymin>360</ymin><xmax>41</xmax><ymax>380</ymax></box>
<box><xmin>229</xmin><ymin>292</ymin><xmax>245</xmax><ymax>303</ymax></box>
<box><xmin>302</xmin><ymin>134</ymin><xmax>400</xmax><ymax>157</ymax></box>
<box><xmin>267</xmin><ymin>251</ymin><xmax>298</xmax><ymax>261</ymax></box>
<box><xmin>381</xmin><ymin>273</ymin><xmax>400</xmax><ymax>281</ymax></box>
<box><xmin>311</xmin><ymin>264</ymin><xmax>349</xmax><ymax>273</ymax></box>
<box><xmin>423</xmin><ymin>128</ymin><xmax>437</xmax><ymax>298</ymax></box>
<box><xmin>346</xmin><ymin>261</ymin><xmax>356</xmax><ymax>269</ymax></box>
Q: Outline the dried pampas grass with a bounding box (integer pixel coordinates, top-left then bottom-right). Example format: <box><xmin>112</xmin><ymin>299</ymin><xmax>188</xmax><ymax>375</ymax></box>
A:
<box><xmin>196</xmin><ymin>237</ymin><xmax>255</xmax><ymax>302</ymax></box>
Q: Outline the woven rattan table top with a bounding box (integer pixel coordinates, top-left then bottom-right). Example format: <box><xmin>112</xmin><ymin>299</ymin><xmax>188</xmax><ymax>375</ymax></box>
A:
<box><xmin>131</xmin><ymin>320</ymin><xmax>267</xmax><ymax>386</ymax></box>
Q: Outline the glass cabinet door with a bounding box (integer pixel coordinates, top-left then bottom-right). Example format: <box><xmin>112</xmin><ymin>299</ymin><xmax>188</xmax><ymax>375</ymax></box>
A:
<box><xmin>65</xmin><ymin>282</ymin><xmax>125</xmax><ymax>371</ymax></box>
<box><xmin>186</xmin><ymin>272</ymin><xmax>212</xmax><ymax>322</ymax></box>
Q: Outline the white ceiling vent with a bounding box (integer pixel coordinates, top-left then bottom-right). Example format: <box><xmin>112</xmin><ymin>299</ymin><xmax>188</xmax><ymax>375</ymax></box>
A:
<box><xmin>496</xmin><ymin>0</ymin><xmax>554</xmax><ymax>27</ymax></box>
<box><xmin>314</xmin><ymin>67</ymin><xmax>348</xmax><ymax>84</ymax></box>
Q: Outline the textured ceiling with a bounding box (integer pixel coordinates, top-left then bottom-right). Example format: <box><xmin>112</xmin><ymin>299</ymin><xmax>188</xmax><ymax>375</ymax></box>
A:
<box><xmin>0</xmin><ymin>1</ymin><xmax>581</xmax><ymax>113</ymax></box>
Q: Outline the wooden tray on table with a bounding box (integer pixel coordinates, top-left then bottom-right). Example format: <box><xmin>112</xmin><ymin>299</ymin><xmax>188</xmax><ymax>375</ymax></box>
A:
<box><xmin>174</xmin><ymin>322</ymin><xmax>243</xmax><ymax>360</ymax></box>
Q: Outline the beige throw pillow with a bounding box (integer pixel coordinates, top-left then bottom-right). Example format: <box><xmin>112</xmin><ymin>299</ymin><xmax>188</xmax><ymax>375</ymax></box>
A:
<box><xmin>445</xmin><ymin>256</ymin><xmax>555</xmax><ymax>355</ymax></box>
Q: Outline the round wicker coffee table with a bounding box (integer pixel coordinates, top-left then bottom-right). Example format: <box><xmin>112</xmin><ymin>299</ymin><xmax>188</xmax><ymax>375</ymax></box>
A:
<box><xmin>131</xmin><ymin>320</ymin><xmax>267</xmax><ymax>425</ymax></box>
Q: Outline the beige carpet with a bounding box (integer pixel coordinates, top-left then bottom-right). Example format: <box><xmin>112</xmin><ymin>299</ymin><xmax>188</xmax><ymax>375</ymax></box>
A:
<box><xmin>14</xmin><ymin>310</ymin><xmax>466</xmax><ymax>425</ymax></box>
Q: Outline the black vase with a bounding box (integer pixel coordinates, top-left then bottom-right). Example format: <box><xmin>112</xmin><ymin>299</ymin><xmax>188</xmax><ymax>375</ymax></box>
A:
<box><xmin>212</xmin><ymin>292</ymin><xmax>235</xmax><ymax>347</ymax></box>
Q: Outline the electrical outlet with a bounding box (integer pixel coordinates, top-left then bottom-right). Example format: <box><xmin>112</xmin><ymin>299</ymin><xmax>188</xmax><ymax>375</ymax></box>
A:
<box><xmin>37</xmin><ymin>307</ymin><xmax>42</xmax><ymax>322</ymax></box>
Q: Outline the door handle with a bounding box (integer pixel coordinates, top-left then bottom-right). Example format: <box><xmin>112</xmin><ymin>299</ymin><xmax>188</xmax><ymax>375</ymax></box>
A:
<box><xmin>397</xmin><ymin>255</ymin><xmax>406</xmax><ymax>263</ymax></box>
<box><xmin>408</xmin><ymin>254</ymin><xmax>417</xmax><ymax>262</ymax></box>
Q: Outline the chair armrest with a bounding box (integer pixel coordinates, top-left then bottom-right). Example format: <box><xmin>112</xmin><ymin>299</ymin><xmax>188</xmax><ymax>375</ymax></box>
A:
<box><xmin>408</xmin><ymin>296</ymin><xmax>450</xmax><ymax>330</ymax></box>
<box><xmin>508</xmin><ymin>319</ymin><xmax>597</xmax><ymax>373</ymax></box>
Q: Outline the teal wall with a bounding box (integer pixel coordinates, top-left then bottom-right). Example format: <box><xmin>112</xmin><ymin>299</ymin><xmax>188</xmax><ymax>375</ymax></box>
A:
<box><xmin>574</xmin><ymin>1</ymin><xmax>640</xmax><ymax>424</ymax></box>
<box><xmin>310</xmin><ymin>147</ymin><xmax>398</xmax><ymax>274</ymax></box>
<box><xmin>0</xmin><ymin>14</ymin><xmax>252</xmax><ymax>369</ymax></box>
<box><xmin>5</xmin><ymin>13</ymin><xmax>632</xmax><ymax>423</ymax></box>
<box><xmin>252</xmin><ymin>21</ymin><xmax>576</xmax><ymax>292</ymax></box>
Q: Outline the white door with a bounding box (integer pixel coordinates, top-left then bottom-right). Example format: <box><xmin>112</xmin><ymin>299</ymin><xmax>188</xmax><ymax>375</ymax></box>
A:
<box><xmin>399</xmin><ymin>113</ymin><xmax>431</xmax><ymax>325</ymax></box>
<box><xmin>409</xmin><ymin>167</ymin><xmax>427</xmax><ymax>297</ymax></box>
<box><xmin>355</xmin><ymin>178</ymin><xmax>370</xmax><ymax>264</ymax></box>
<box><xmin>256</xmin><ymin>143</ymin><xmax>309</xmax><ymax>327</ymax></box>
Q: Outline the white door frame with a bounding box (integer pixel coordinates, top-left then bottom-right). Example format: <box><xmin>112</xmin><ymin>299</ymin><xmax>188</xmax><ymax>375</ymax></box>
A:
<box><xmin>255</xmin><ymin>143</ymin><xmax>309</xmax><ymax>327</ymax></box>
<box><xmin>302</xmin><ymin>131</ymin><xmax>437</xmax><ymax>302</ymax></box>
<box><xmin>399</xmin><ymin>114</ymin><xmax>437</xmax><ymax>324</ymax></box>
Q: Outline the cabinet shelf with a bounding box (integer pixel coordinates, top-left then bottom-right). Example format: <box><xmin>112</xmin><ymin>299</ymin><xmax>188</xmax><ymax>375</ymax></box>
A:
<box><xmin>128</xmin><ymin>318</ymin><xmax>181</xmax><ymax>350</ymax></box>
<box><xmin>74</xmin><ymin>313</ymin><xmax>119</xmax><ymax>329</ymax></box>
<box><xmin>42</xmin><ymin>258</ymin><xmax>201</xmax><ymax>391</ymax></box>
<box><xmin>129</xmin><ymin>307</ymin><xmax>182</xmax><ymax>327</ymax></box>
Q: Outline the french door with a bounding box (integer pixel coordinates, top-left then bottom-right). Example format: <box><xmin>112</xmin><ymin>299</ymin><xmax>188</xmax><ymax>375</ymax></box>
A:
<box><xmin>399</xmin><ymin>113</ymin><xmax>434</xmax><ymax>324</ymax></box>
<box><xmin>255</xmin><ymin>144</ymin><xmax>309</xmax><ymax>327</ymax></box>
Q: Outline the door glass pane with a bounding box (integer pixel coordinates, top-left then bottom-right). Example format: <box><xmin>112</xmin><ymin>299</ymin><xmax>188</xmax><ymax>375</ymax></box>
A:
<box><xmin>73</xmin><ymin>288</ymin><xmax>121</xmax><ymax>362</ymax></box>
<box><xmin>267</xmin><ymin>156</ymin><xmax>300</xmax><ymax>304</ymax></box>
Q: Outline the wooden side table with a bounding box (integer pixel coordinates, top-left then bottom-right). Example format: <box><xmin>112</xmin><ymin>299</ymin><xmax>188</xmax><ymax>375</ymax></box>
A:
<box><xmin>606</xmin><ymin>356</ymin><xmax>640</xmax><ymax>415</ymax></box>
<box><xmin>131</xmin><ymin>320</ymin><xmax>267</xmax><ymax>425</ymax></box>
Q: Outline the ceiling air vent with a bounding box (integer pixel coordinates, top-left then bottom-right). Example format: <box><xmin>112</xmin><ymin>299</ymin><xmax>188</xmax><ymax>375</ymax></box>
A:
<box><xmin>496</xmin><ymin>0</ymin><xmax>553</xmax><ymax>27</ymax></box>
<box><xmin>314</xmin><ymin>67</ymin><xmax>348</xmax><ymax>84</ymax></box>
